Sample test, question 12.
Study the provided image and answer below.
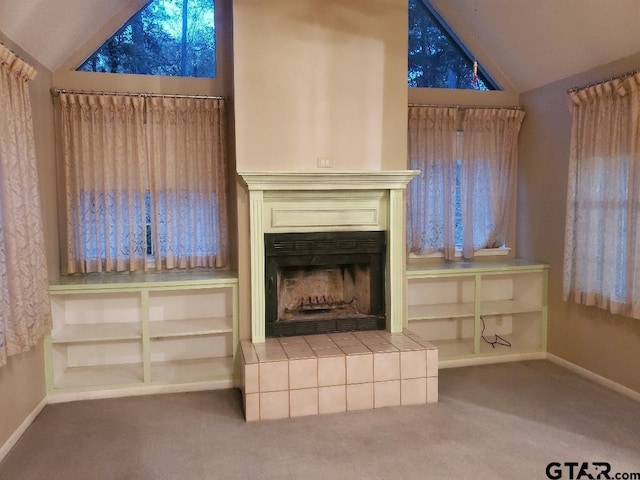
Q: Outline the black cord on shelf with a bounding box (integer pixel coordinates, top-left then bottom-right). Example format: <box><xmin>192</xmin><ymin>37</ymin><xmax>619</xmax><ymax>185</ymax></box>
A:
<box><xmin>481</xmin><ymin>316</ymin><xmax>511</xmax><ymax>348</ymax></box>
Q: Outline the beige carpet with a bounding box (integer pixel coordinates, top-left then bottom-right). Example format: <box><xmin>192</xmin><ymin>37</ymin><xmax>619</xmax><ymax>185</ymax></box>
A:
<box><xmin>1</xmin><ymin>360</ymin><xmax>639</xmax><ymax>480</ymax></box>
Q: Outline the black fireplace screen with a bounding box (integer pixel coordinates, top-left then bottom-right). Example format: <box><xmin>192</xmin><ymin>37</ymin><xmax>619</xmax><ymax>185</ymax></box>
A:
<box><xmin>264</xmin><ymin>231</ymin><xmax>386</xmax><ymax>337</ymax></box>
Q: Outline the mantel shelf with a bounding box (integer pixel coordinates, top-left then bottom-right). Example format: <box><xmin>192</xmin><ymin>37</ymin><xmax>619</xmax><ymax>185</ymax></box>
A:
<box><xmin>238</xmin><ymin>170</ymin><xmax>420</xmax><ymax>191</ymax></box>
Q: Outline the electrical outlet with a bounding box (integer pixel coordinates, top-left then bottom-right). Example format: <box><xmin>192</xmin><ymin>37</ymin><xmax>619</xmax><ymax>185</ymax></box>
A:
<box><xmin>317</xmin><ymin>157</ymin><xmax>333</xmax><ymax>168</ymax></box>
<box><xmin>496</xmin><ymin>317</ymin><xmax>503</xmax><ymax>327</ymax></box>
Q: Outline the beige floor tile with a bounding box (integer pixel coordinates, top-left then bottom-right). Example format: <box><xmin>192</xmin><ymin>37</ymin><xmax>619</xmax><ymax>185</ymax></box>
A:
<box><xmin>346</xmin><ymin>353</ymin><xmax>373</xmax><ymax>384</ymax></box>
<box><xmin>260</xmin><ymin>360</ymin><xmax>289</xmax><ymax>392</ymax></box>
<box><xmin>260</xmin><ymin>391</ymin><xmax>289</xmax><ymax>420</ymax></box>
<box><xmin>290</xmin><ymin>388</ymin><xmax>318</xmax><ymax>417</ymax></box>
<box><xmin>318</xmin><ymin>355</ymin><xmax>346</xmax><ymax>386</ymax></box>
<box><xmin>401</xmin><ymin>377</ymin><xmax>427</xmax><ymax>405</ymax></box>
<box><xmin>244</xmin><ymin>393</ymin><xmax>260</xmax><ymax>421</ymax></box>
<box><xmin>244</xmin><ymin>363</ymin><xmax>259</xmax><ymax>394</ymax></box>
<box><xmin>374</xmin><ymin>352</ymin><xmax>400</xmax><ymax>382</ymax></box>
<box><xmin>313</xmin><ymin>346</ymin><xmax>344</xmax><ymax>357</ymax></box>
<box><xmin>340</xmin><ymin>345</ymin><xmax>371</xmax><ymax>355</ymax></box>
<box><xmin>304</xmin><ymin>335</ymin><xmax>334</xmax><ymax>347</ymax></box>
<box><xmin>347</xmin><ymin>383</ymin><xmax>374</xmax><ymax>411</ymax></box>
<box><xmin>289</xmin><ymin>358</ymin><xmax>318</xmax><ymax>389</ymax></box>
<box><xmin>255</xmin><ymin>345</ymin><xmax>288</xmax><ymax>362</ymax></box>
<box><xmin>368</xmin><ymin>343</ymin><xmax>398</xmax><ymax>353</ymax></box>
<box><xmin>401</xmin><ymin>350</ymin><xmax>427</xmax><ymax>379</ymax></box>
<box><xmin>278</xmin><ymin>336</ymin><xmax>307</xmax><ymax>345</ymax></box>
<box><xmin>427</xmin><ymin>349</ymin><xmax>439</xmax><ymax>377</ymax></box>
<box><xmin>427</xmin><ymin>376</ymin><xmax>439</xmax><ymax>404</ymax></box>
<box><xmin>332</xmin><ymin>336</ymin><xmax>363</xmax><ymax>348</ymax></box>
<box><xmin>374</xmin><ymin>380</ymin><xmax>401</xmax><ymax>408</ymax></box>
<box><xmin>283</xmin><ymin>343</ymin><xmax>316</xmax><ymax>359</ymax></box>
<box><xmin>318</xmin><ymin>385</ymin><xmax>346</xmax><ymax>414</ymax></box>
<box><xmin>240</xmin><ymin>341</ymin><xmax>259</xmax><ymax>364</ymax></box>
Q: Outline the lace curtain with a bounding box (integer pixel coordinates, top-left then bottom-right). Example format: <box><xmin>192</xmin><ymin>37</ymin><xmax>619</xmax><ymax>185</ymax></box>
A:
<box><xmin>0</xmin><ymin>45</ymin><xmax>51</xmax><ymax>367</ymax></box>
<box><xmin>146</xmin><ymin>96</ymin><xmax>228</xmax><ymax>269</ymax></box>
<box><xmin>406</xmin><ymin>105</ymin><xmax>524</xmax><ymax>260</ymax></box>
<box><xmin>460</xmin><ymin>108</ymin><xmax>524</xmax><ymax>258</ymax></box>
<box><xmin>407</xmin><ymin>106</ymin><xmax>458</xmax><ymax>259</ymax></box>
<box><xmin>57</xmin><ymin>92</ymin><xmax>228</xmax><ymax>273</ymax></box>
<box><xmin>563</xmin><ymin>75</ymin><xmax>640</xmax><ymax>319</ymax></box>
<box><xmin>58</xmin><ymin>94</ymin><xmax>148</xmax><ymax>273</ymax></box>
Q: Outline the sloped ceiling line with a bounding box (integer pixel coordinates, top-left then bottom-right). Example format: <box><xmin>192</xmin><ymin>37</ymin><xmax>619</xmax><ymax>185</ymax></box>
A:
<box><xmin>0</xmin><ymin>0</ymin><xmax>639</xmax><ymax>93</ymax></box>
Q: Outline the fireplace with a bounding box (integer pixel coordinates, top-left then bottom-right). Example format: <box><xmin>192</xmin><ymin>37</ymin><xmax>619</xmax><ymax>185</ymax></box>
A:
<box><xmin>238</xmin><ymin>171</ymin><xmax>438</xmax><ymax>422</ymax></box>
<box><xmin>265</xmin><ymin>231</ymin><xmax>385</xmax><ymax>337</ymax></box>
<box><xmin>239</xmin><ymin>170</ymin><xmax>419</xmax><ymax>343</ymax></box>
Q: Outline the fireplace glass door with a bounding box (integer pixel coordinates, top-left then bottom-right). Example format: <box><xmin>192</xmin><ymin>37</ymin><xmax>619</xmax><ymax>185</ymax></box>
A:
<box><xmin>265</xmin><ymin>231</ymin><xmax>386</xmax><ymax>337</ymax></box>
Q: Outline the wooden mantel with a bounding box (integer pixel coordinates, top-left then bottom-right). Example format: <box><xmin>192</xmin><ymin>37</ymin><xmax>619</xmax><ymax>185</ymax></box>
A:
<box><xmin>239</xmin><ymin>170</ymin><xmax>419</xmax><ymax>343</ymax></box>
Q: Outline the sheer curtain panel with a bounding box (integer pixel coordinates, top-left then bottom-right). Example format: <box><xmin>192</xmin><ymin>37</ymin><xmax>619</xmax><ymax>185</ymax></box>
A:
<box><xmin>146</xmin><ymin>96</ymin><xmax>228</xmax><ymax>269</ymax></box>
<box><xmin>406</xmin><ymin>106</ymin><xmax>458</xmax><ymax>259</ymax></box>
<box><xmin>0</xmin><ymin>45</ymin><xmax>51</xmax><ymax>366</ymax></box>
<box><xmin>57</xmin><ymin>93</ymin><xmax>229</xmax><ymax>272</ymax></box>
<box><xmin>460</xmin><ymin>108</ymin><xmax>524</xmax><ymax>258</ymax></box>
<box><xmin>564</xmin><ymin>75</ymin><xmax>640</xmax><ymax>319</ymax></box>
<box><xmin>407</xmin><ymin>106</ymin><xmax>523</xmax><ymax>260</ymax></box>
<box><xmin>58</xmin><ymin>93</ymin><xmax>148</xmax><ymax>273</ymax></box>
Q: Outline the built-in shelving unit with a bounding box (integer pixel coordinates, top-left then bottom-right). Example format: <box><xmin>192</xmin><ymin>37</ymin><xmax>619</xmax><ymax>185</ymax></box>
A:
<box><xmin>406</xmin><ymin>260</ymin><xmax>548</xmax><ymax>367</ymax></box>
<box><xmin>45</xmin><ymin>271</ymin><xmax>238</xmax><ymax>402</ymax></box>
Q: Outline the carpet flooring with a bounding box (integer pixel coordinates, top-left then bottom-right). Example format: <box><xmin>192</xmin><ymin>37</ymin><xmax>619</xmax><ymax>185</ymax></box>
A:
<box><xmin>1</xmin><ymin>360</ymin><xmax>639</xmax><ymax>480</ymax></box>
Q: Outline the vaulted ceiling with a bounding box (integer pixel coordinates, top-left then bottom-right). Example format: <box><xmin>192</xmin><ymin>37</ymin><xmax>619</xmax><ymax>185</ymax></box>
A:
<box><xmin>430</xmin><ymin>0</ymin><xmax>640</xmax><ymax>92</ymax></box>
<box><xmin>0</xmin><ymin>0</ymin><xmax>638</xmax><ymax>93</ymax></box>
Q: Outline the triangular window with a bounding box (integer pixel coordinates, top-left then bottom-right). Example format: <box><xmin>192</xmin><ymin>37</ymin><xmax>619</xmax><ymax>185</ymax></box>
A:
<box><xmin>77</xmin><ymin>0</ymin><xmax>216</xmax><ymax>78</ymax></box>
<box><xmin>409</xmin><ymin>0</ymin><xmax>498</xmax><ymax>90</ymax></box>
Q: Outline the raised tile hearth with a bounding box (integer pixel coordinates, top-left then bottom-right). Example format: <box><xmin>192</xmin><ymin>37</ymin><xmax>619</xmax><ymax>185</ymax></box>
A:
<box><xmin>240</xmin><ymin>330</ymin><xmax>438</xmax><ymax>421</ymax></box>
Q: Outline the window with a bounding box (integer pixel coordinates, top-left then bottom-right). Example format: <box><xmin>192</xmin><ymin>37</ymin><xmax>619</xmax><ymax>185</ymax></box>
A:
<box><xmin>407</xmin><ymin>106</ymin><xmax>523</xmax><ymax>260</ymax></box>
<box><xmin>408</xmin><ymin>0</ymin><xmax>498</xmax><ymax>90</ymax></box>
<box><xmin>78</xmin><ymin>0</ymin><xmax>216</xmax><ymax>78</ymax></box>
<box><xmin>564</xmin><ymin>77</ymin><xmax>640</xmax><ymax>319</ymax></box>
<box><xmin>57</xmin><ymin>93</ymin><xmax>229</xmax><ymax>274</ymax></box>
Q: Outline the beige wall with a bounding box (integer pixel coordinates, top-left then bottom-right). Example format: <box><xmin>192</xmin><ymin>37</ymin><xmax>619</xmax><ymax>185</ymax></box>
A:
<box><xmin>519</xmin><ymin>53</ymin><xmax>640</xmax><ymax>394</ymax></box>
<box><xmin>233</xmin><ymin>0</ymin><xmax>408</xmax><ymax>172</ymax></box>
<box><xmin>0</xmin><ymin>32</ymin><xmax>52</xmax><ymax>450</ymax></box>
<box><xmin>232</xmin><ymin>0</ymin><xmax>409</xmax><ymax>340</ymax></box>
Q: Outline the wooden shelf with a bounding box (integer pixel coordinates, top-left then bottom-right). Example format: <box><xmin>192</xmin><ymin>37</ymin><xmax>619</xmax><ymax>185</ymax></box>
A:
<box><xmin>426</xmin><ymin>338</ymin><xmax>475</xmax><ymax>359</ymax></box>
<box><xmin>481</xmin><ymin>299</ymin><xmax>542</xmax><ymax>316</ymax></box>
<box><xmin>151</xmin><ymin>357</ymin><xmax>234</xmax><ymax>384</ymax></box>
<box><xmin>46</xmin><ymin>271</ymin><xmax>239</xmax><ymax>400</ymax></box>
<box><xmin>406</xmin><ymin>260</ymin><xmax>548</xmax><ymax>364</ymax></box>
<box><xmin>149</xmin><ymin>317</ymin><xmax>233</xmax><ymax>339</ymax></box>
<box><xmin>52</xmin><ymin>322</ymin><xmax>142</xmax><ymax>344</ymax></box>
<box><xmin>54</xmin><ymin>363</ymin><xmax>144</xmax><ymax>389</ymax></box>
<box><xmin>478</xmin><ymin>333</ymin><xmax>542</xmax><ymax>356</ymax></box>
<box><xmin>408</xmin><ymin>302</ymin><xmax>475</xmax><ymax>321</ymax></box>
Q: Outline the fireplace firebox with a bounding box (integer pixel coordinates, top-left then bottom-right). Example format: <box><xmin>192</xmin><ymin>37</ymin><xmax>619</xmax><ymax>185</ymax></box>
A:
<box><xmin>264</xmin><ymin>231</ymin><xmax>386</xmax><ymax>337</ymax></box>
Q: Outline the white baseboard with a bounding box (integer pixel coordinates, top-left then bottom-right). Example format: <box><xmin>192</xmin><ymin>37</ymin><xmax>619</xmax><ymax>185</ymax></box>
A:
<box><xmin>546</xmin><ymin>353</ymin><xmax>640</xmax><ymax>402</ymax></box>
<box><xmin>0</xmin><ymin>396</ymin><xmax>47</xmax><ymax>464</ymax></box>
<box><xmin>439</xmin><ymin>352</ymin><xmax>547</xmax><ymax>369</ymax></box>
<box><xmin>46</xmin><ymin>379</ymin><xmax>236</xmax><ymax>404</ymax></box>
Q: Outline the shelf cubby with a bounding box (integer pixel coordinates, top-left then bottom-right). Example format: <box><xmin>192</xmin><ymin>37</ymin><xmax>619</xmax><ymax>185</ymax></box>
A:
<box><xmin>406</xmin><ymin>260</ymin><xmax>548</xmax><ymax>366</ymax></box>
<box><xmin>46</xmin><ymin>271</ymin><xmax>238</xmax><ymax>400</ymax></box>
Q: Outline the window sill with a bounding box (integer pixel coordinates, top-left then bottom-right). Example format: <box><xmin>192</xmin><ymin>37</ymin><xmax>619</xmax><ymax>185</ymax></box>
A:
<box><xmin>409</xmin><ymin>247</ymin><xmax>512</xmax><ymax>260</ymax></box>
